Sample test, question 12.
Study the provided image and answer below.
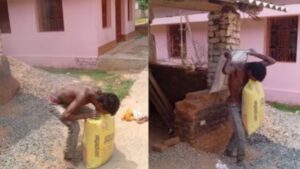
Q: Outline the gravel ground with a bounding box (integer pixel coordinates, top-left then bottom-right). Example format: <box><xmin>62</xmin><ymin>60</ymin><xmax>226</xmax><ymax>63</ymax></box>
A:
<box><xmin>0</xmin><ymin>58</ymin><xmax>79</xmax><ymax>169</ymax></box>
<box><xmin>0</xmin><ymin>57</ymin><xmax>148</xmax><ymax>169</ymax></box>
<box><xmin>150</xmin><ymin>105</ymin><xmax>300</xmax><ymax>169</ymax></box>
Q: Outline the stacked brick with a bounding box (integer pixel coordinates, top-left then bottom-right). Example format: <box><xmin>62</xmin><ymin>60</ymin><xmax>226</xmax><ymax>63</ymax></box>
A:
<box><xmin>175</xmin><ymin>90</ymin><xmax>233</xmax><ymax>153</ymax></box>
<box><xmin>207</xmin><ymin>9</ymin><xmax>241</xmax><ymax>87</ymax></box>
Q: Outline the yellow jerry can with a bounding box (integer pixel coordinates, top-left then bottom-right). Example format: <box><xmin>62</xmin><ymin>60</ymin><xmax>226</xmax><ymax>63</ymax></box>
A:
<box><xmin>83</xmin><ymin>114</ymin><xmax>115</xmax><ymax>169</ymax></box>
<box><xmin>242</xmin><ymin>79</ymin><xmax>265</xmax><ymax>136</ymax></box>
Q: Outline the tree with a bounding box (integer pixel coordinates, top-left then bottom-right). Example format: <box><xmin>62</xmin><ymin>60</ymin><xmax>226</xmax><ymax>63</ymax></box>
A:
<box><xmin>138</xmin><ymin>0</ymin><xmax>148</xmax><ymax>18</ymax></box>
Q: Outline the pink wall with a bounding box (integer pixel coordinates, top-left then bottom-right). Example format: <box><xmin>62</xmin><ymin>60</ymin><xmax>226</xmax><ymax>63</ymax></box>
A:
<box><xmin>151</xmin><ymin>22</ymin><xmax>208</xmax><ymax>66</ymax></box>
<box><xmin>2</xmin><ymin>0</ymin><xmax>99</xmax><ymax>68</ymax></box>
<box><xmin>122</xmin><ymin>0</ymin><xmax>135</xmax><ymax>35</ymax></box>
<box><xmin>2</xmin><ymin>0</ymin><xmax>135</xmax><ymax>68</ymax></box>
<box><xmin>186</xmin><ymin>22</ymin><xmax>208</xmax><ymax>67</ymax></box>
<box><xmin>240</xmin><ymin>18</ymin><xmax>300</xmax><ymax>105</ymax></box>
<box><xmin>97</xmin><ymin>0</ymin><xmax>135</xmax><ymax>47</ymax></box>
<box><xmin>98</xmin><ymin>0</ymin><xmax>116</xmax><ymax>47</ymax></box>
<box><xmin>152</xmin><ymin>5</ymin><xmax>300</xmax><ymax>104</ymax></box>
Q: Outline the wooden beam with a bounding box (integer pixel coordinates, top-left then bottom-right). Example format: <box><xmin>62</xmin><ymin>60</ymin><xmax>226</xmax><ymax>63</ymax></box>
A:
<box><xmin>149</xmin><ymin>0</ymin><xmax>222</xmax><ymax>12</ymax></box>
<box><xmin>150</xmin><ymin>71</ymin><xmax>174</xmax><ymax>130</ymax></box>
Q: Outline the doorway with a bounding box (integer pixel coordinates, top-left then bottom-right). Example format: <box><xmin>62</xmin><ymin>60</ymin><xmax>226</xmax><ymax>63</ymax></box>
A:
<box><xmin>115</xmin><ymin>0</ymin><xmax>122</xmax><ymax>42</ymax></box>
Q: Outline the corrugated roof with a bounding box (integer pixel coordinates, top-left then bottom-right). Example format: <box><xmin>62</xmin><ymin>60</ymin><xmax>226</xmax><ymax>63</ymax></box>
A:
<box><xmin>261</xmin><ymin>0</ymin><xmax>300</xmax><ymax>5</ymax></box>
<box><xmin>150</xmin><ymin>0</ymin><xmax>287</xmax><ymax>12</ymax></box>
<box><xmin>236</xmin><ymin>0</ymin><xmax>287</xmax><ymax>11</ymax></box>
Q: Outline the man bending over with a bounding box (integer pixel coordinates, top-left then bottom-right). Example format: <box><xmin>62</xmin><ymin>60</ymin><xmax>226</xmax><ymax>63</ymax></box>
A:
<box><xmin>49</xmin><ymin>83</ymin><xmax>120</xmax><ymax>160</ymax></box>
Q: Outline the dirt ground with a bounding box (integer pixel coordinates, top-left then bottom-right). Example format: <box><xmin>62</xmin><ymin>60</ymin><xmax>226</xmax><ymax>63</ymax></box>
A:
<box><xmin>0</xmin><ymin>59</ymin><xmax>148</xmax><ymax>168</ymax></box>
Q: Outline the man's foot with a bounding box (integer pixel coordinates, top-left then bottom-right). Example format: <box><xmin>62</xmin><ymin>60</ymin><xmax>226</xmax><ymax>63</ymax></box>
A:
<box><xmin>64</xmin><ymin>152</ymin><xmax>74</xmax><ymax>161</ymax></box>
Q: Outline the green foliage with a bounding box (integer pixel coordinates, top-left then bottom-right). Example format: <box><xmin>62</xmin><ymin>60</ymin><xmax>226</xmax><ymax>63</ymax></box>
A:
<box><xmin>138</xmin><ymin>0</ymin><xmax>148</xmax><ymax>10</ymax></box>
<box><xmin>270</xmin><ymin>102</ymin><xmax>300</xmax><ymax>113</ymax></box>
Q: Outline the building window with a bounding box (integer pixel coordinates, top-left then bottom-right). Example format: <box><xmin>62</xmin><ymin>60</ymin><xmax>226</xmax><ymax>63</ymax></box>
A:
<box><xmin>268</xmin><ymin>16</ymin><xmax>298</xmax><ymax>62</ymax></box>
<box><xmin>128</xmin><ymin>0</ymin><xmax>133</xmax><ymax>21</ymax></box>
<box><xmin>168</xmin><ymin>24</ymin><xmax>187</xmax><ymax>58</ymax></box>
<box><xmin>102</xmin><ymin>0</ymin><xmax>110</xmax><ymax>28</ymax></box>
<box><xmin>37</xmin><ymin>0</ymin><xmax>64</xmax><ymax>32</ymax></box>
<box><xmin>0</xmin><ymin>0</ymin><xmax>11</xmax><ymax>33</ymax></box>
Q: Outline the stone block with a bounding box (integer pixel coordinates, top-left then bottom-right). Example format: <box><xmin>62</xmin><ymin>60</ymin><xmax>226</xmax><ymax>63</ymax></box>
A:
<box><xmin>208</xmin><ymin>31</ymin><xmax>214</xmax><ymax>37</ymax></box>
<box><xmin>208</xmin><ymin>21</ymin><xmax>214</xmax><ymax>26</ymax></box>
<box><xmin>208</xmin><ymin>38</ymin><xmax>219</xmax><ymax>44</ymax></box>
<box><xmin>209</xmin><ymin>25</ymin><xmax>219</xmax><ymax>31</ymax></box>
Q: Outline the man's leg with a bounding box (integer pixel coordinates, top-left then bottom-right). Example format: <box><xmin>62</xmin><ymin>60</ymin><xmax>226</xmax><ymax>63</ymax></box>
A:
<box><xmin>64</xmin><ymin>121</ymin><xmax>80</xmax><ymax>160</ymax></box>
<box><xmin>225</xmin><ymin>132</ymin><xmax>236</xmax><ymax>157</ymax></box>
<box><xmin>48</xmin><ymin>104</ymin><xmax>80</xmax><ymax>161</ymax></box>
<box><xmin>229</xmin><ymin>104</ymin><xmax>246</xmax><ymax>163</ymax></box>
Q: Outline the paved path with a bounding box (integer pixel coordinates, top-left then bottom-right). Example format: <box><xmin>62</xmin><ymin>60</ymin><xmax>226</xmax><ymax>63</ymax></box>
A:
<box><xmin>98</xmin><ymin>36</ymin><xmax>148</xmax><ymax>71</ymax></box>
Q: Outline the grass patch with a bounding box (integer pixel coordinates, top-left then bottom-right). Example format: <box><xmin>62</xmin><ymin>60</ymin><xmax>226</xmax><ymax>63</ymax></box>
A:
<box><xmin>44</xmin><ymin>68</ymin><xmax>134</xmax><ymax>100</ymax></box>
<box><xmin>104</xmin><ymin>79</ymin><xmax>135</xmax><ymax>100</ymax></box>
<box><xmin>135</xmin><ymin>18</ymin><xmax>148</xmax><ymax>26</ymax></box>
<box><xmin>270</xmin><ymin>102</ymin><xmax>300</xmax><ymax>113</ymax></box>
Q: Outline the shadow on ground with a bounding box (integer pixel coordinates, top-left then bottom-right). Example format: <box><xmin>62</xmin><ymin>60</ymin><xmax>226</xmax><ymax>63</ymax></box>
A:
<box><xmin>73</xmin><ymin>145</ymin><xmax>138</xmax><ymax>169</ymax></box>
<box><xmin>0</xmin><ymin>92</ymin><xmax>52</xmax><ymax>152</ymax></box>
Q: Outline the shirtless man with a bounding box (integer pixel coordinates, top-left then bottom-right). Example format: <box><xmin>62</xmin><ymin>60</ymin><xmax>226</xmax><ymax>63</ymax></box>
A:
<box><xmin>222</xmin><ymin>49</ymin><xmax>276</xmax><ymax>163</ymax></box>
<box><xmin>49</xmin><ymin>83</ymin><xmax>120</xmax><ymax>160</ymax></box>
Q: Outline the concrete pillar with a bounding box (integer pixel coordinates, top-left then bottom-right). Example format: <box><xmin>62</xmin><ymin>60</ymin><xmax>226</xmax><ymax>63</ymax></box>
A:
<box><xmin>207</xmin><ymin>6</ymin><xmax>241</xmax><ymax>87</ymax></box>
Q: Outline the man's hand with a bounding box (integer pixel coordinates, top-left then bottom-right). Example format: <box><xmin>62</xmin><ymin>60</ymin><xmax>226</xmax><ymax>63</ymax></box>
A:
<box><xmin>224</xmin><ymin>49</ymin><xmax>232</xmax><ymax>60</ymax></box>
<box><xmin>246</xmin><ymin>48</ymin><xmax>276</xmax><ymax>66</ymax></box>
<box><xmin>86</xmin><ymin>111</ymin><xmax>101</xmax><ymax>119</ymax></box>
<box><xmin>248</xmin><ymin>48</ymin><xmax>258</xmax><ymax>54</ymax></box>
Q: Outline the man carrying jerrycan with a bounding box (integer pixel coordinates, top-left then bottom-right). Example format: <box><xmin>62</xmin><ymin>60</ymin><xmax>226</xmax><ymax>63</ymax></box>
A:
<box><xmin>48</xmin><ymin>83</ymin><xmax>120</xmax><ymax>168</ymax></box>
<box><xmin>222</xmin><ymin>48</ymin><xmax>276</xmax><ymax>163</ymax></box>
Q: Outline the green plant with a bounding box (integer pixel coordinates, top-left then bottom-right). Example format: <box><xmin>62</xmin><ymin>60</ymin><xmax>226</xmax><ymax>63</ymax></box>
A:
<box><xmin>270</xmin><ymin>102</ymin><xmax>300</xmax><ymax>113</ymax></box>
<box><xmin>138</xmin><ymin>0</ymin><xmax>148</xmax><ymax>11</ymax></box>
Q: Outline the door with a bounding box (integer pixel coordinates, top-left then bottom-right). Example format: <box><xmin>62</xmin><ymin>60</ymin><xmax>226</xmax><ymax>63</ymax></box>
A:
<box><xmin>115</xmin><ymin>0</ymin><xmax>122</xmax><ymax>42</ymax></box>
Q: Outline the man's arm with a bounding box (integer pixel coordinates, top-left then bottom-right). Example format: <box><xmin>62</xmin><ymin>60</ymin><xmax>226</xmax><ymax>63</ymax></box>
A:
<box><xmin>60</xmin><ymin>94</ymin><xmax>97</xmax><ymax>122</ymax></box>
<box><xmin>63</xmin><ymin>112</ymin><xmax>100</xmax><ymax>121</ymax></box>
<box><xmin>247</xmin><ymin>49</ymin><xmax>276</xmax><ymax>66</ymax></box>
<box><xmin>222</xmin><ymin>50</ymin><xmax>236</xmax><ymax>75</ymax></box>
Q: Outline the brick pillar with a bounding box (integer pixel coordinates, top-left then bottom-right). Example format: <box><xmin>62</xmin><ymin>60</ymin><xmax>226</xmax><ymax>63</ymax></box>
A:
<box><xmin>0</xmin><ymin>30</ymin><xmax>3</xmax><ymax>55</ymax></box>
<box><xmin>207</xmin><ymin>6</ymin><xmax>241</xmax><ymax>87</ymax></box>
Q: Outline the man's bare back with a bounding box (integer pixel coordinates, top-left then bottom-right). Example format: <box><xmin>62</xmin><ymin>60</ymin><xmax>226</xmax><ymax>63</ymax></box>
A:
<box><xmin>227</xmin><ymin>65</ymin><xmax>248</xmax><ymax>103</ymax></box>
<box><xmin>52</xmin><ymin>84</ymin><xmax>101</xmax><ymax>105</ymax></box>
<box><xmin>49</xmin><ymin>83</ymin><xmax>120</xmax><ymax>122</ymax></box>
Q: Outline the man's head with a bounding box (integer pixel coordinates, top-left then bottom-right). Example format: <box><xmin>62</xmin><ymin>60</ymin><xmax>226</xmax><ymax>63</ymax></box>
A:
<box><xmin>247</xmin><ymin>62</ymin><xmax>267</xmax><ymax>82</ymax></box>
<box><xmin>94</xmin><ymin>93</ymin><xmax>120</xmax><ymax>116</ymax></box>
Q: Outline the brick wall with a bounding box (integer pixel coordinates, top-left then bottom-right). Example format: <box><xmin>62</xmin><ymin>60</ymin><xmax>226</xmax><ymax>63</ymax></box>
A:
<box><xmin>175</xmin><ymin>90</ymin><xmax>233</xmax><ymax>153</ymax></box>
